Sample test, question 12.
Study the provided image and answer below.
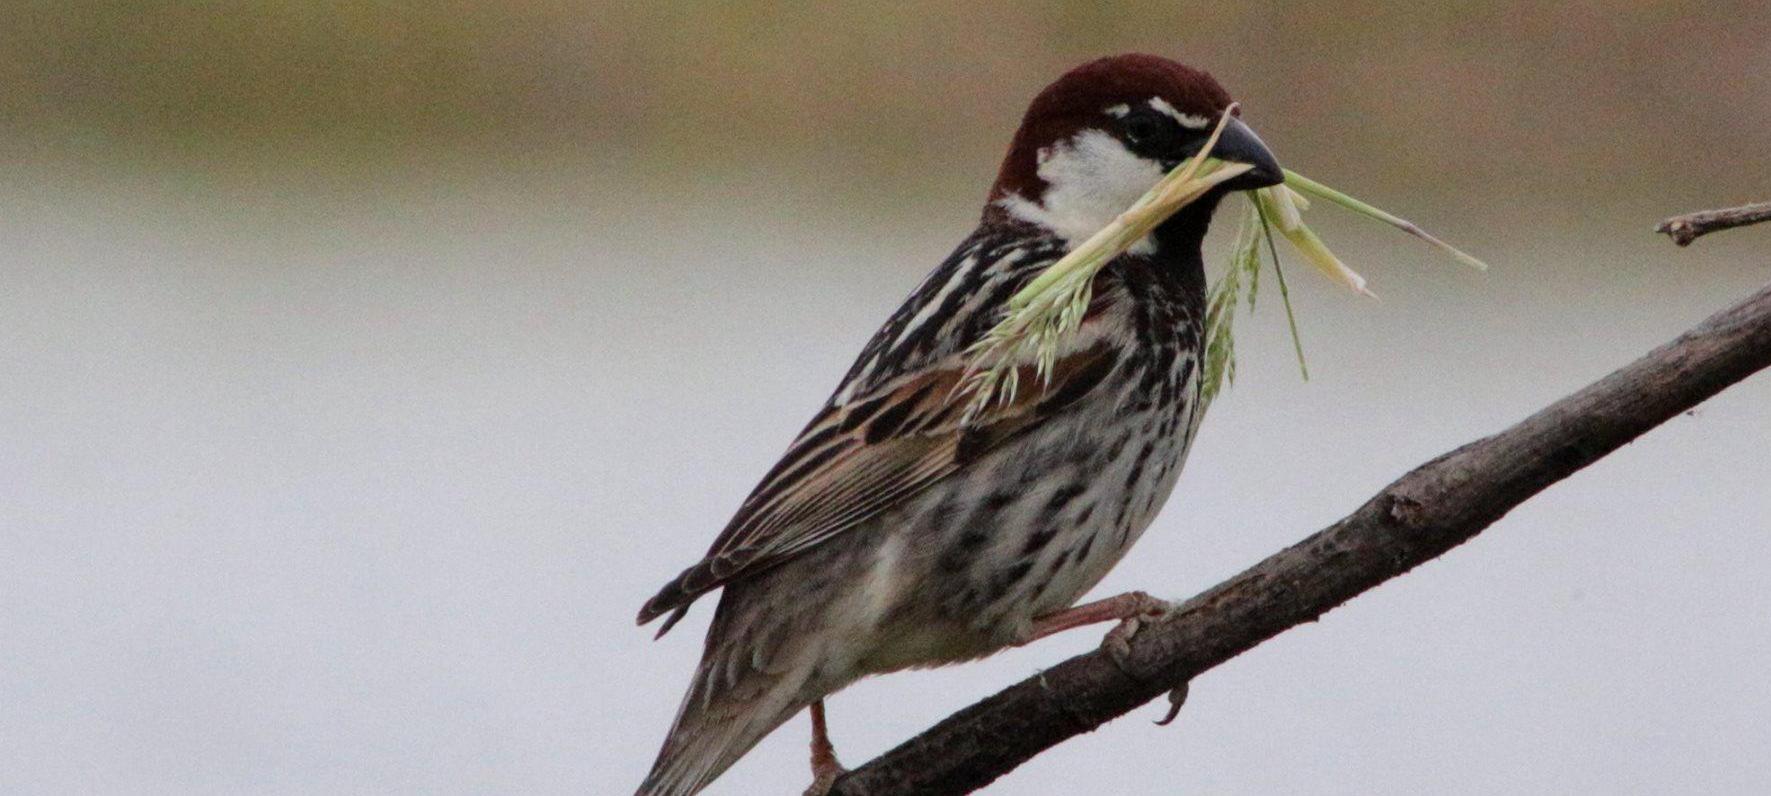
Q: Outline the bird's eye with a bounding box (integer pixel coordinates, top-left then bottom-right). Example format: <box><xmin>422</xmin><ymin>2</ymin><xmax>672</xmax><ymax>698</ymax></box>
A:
<box><xmin>1123</xmin><ymin>114</ymin><xmax>1167</xmax><ymax>145</ymax></box>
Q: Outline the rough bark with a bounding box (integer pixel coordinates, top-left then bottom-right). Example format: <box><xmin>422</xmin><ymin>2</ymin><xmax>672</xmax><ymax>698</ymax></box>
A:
<box><xmin>830</xmin><ymin>240</ymin><xmax>1771</xmax><ymax>795</ymax></box>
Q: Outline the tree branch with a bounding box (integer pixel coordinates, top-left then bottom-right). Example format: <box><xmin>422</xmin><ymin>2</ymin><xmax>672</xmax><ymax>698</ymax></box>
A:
<box><xmin>1656</xmin><ymin>201</ymin><xmax>1771</xmax><ymax>246</ymax></box>
<box><xmin>831</xmin><ymin>270</ymin><xmax>1771</xmax><ymax>794</ymax></box>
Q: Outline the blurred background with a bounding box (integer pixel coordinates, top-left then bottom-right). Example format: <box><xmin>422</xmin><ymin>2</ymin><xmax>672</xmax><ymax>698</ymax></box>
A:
<box><xmin>4</xmin><ymin>2</ymin><xmax>1770</xmax><ymax>793</ymax></box>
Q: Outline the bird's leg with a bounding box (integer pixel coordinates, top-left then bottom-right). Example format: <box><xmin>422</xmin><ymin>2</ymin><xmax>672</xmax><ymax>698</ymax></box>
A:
<box><xmin>1025</xmin><ymin>591</ymin><xmax>1194</xmax><ymax>725</ymax></box>
<box><xmin>1021</xmin><ymin>590</ymin><xmax>1176</xmax><ymax>661</ymax></box>
<box><xmin>802</xmin><ymin>700</ymin><xmax>847</xmax><ymax>796</ymax></box>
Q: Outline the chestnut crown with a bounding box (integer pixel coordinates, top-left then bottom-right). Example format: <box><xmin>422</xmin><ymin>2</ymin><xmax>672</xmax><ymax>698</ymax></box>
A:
<box><xmin>986</xmin><ymin>54</ymin><xmax>1282</xmax><ymax>245</ymax></box>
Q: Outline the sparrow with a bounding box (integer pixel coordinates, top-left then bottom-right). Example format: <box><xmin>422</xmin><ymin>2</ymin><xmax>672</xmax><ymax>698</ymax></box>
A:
<box><xmin>635</xmin><ymin>53</ymin><xmax>1283</xmax><ymax>796</ymax></box>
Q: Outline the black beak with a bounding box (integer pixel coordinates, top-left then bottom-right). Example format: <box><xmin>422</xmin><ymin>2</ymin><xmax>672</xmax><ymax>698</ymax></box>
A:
<box><xmin>1213</xmin><ymin>117</ymin><xmax>1283</xmax><ymax>190</ymax></box>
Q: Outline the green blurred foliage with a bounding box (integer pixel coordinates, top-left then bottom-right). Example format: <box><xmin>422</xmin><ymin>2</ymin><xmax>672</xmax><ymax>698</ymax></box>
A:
<box><xmin>4</xmin><ymin>1</ymin><xmax>1768</xmax><ymax>204</ymax></box>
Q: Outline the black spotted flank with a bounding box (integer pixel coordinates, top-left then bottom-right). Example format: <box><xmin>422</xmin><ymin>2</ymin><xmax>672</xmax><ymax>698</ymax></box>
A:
<box><xmin>989</xmin><ymin>560</ymin><xmax>1035</xmax><ymax>599</ymax></box>
<box><xmin>1045</xmin><ymin>484</ymin><xmax>1085</xmax><ymax>513</ymax></box>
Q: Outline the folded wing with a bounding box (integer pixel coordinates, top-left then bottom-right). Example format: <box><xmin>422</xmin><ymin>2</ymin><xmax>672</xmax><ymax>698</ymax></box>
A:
<box><xmin>637</xmin><ymin>343</ymin><xmax>1119</xmax><ymax>635</ymax></box>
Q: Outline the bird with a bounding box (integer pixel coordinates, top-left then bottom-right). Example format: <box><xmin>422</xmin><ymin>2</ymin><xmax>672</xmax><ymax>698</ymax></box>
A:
<box><xmin>634</xmin><ymin>53</ymin><xmax>1283</xmax><ymax>796</ymax></box>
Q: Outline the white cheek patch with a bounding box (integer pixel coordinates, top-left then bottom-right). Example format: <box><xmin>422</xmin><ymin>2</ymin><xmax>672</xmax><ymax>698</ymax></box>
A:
<box><xmin>1148</xmin><ymin>96</ymin><xmax>1211</xmax><ymax>130</ymax></box>
<box><xmin>1104</xmin><ymin>103</ymin><xmax>1131</xmax><ymax>118</ymax></box>
<box><xmin>996</xmin><ymin>129</ymin><xmax>1166</xmax><ymax>254</ymax></box>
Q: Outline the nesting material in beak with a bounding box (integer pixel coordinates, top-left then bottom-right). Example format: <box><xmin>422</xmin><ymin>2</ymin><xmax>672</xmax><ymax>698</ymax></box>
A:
<box><xmin>960</xmin><ymin>103</ymin><xmax>1489</xmax><ymax>419</ymax></box>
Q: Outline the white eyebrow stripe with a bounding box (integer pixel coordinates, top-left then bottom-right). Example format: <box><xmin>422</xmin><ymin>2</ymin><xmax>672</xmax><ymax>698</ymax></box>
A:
<box><xmin>1104</xmin><ymin>103</ymin><xmax>1131</xmax><ymax>118</ymax></box>
<box><xmin>1148</xmin><ymin>97</ymin><xmax>1211</xmax><ymax>130</ymax></box>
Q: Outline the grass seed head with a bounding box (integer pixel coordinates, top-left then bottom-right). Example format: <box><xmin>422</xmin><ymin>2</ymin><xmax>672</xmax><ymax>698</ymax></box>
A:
<box><xmin>961</xmin><ymin>114</ymin><xmax>1487</xmax><ymax>420</ymax></box>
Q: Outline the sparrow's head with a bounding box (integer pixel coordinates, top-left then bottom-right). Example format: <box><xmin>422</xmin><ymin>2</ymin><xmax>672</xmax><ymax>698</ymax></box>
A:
<box><xmin>988</xmin><ymin>54</ymin><xmax>1282</xmax><ymax>247</ymax></box>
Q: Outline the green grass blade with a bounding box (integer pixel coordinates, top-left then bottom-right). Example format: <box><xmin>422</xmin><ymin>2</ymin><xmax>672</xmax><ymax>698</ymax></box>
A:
<box><xmin>1283</xmin><ymin>169</ymin><xmax>1489</xmax><ymax>271</ymax></box>
<box><xmin>1258</xmin><ymin>202</ymin><xmax>1310</xmax><ymax>381</ymax></box>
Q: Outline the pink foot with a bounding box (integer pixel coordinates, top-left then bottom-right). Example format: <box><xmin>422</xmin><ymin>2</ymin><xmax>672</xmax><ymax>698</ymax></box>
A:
<box><xmin>1022</xmin><ymin>590</ymin><xmax>1176</xmax><ymax>660</ymax></box>
<box><xmin>802</xmin><ymin>700</ymin><xmax>847</xmax><ymax>796</ymax></box>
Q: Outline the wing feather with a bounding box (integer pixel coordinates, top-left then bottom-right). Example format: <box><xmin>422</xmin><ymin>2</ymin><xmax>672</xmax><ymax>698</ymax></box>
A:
<box><xmin>638</xmin><ymin>317</ymin><xmax>1121</xmax><ymax>633</ymax></box>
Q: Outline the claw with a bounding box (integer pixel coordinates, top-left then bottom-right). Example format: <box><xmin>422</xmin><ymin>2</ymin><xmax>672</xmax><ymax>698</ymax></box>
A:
<box><xmin>1154</xmin><ymin>680</ymin><xmax>1190</xmax><ymax>726</ymax></box>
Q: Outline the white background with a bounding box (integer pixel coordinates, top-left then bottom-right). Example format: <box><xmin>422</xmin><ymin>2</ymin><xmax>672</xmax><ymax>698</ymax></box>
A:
<box><xmin>4</xmin><ymin>166</ymin><xmax>1769</xmax><ymax>794</ymax></box>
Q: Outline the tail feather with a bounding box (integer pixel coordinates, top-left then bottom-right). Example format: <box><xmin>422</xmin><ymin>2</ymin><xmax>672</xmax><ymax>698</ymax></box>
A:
<box><xmin>636</xmin><ymin>649</ymin><xmax>812</xmax><ymax>796</ymax></box>
<box><xmin>640</xmin><ymin>552</ymin><xmax>853</xmax><ymax>795</ymax></box>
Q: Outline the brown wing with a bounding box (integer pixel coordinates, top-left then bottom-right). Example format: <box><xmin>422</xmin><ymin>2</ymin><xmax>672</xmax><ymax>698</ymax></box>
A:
<box><xmin>637</xmin><ymin>343</ymin><xmax>1119</xmax><ymax>635</ymax></box>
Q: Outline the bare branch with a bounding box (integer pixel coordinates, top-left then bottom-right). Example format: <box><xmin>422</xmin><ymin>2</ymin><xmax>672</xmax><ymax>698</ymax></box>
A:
<box><xmin>830</xmin><ymin>277</ymin><xmax>1771</xmax><ymax>795</ymax></box>
<box><xmin>1656</xmin><ymin>201</ymin><xmax>1771</xmax><ymax>246</ymax></box>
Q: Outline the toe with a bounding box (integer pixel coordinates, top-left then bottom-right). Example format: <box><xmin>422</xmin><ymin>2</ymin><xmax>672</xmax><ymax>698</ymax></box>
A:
<box><xmin>803</xmin><ymin>766</ymin><xmax>846</xmax><ymax>796</ymax></box>
<box><xmin>1155</xmin><ymin>681</ymin><xmax>1191</xmax><ymax>726</ymax></box>
<box><xmin>1134</xmin><ymin>592</ymin><xmax>1177</xmax><ymax>620</ymax></box>
<box><xmin>1101</xmin><ymin>616</ymin><xmax>1142</xmax><ymax>663</ymax></box>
